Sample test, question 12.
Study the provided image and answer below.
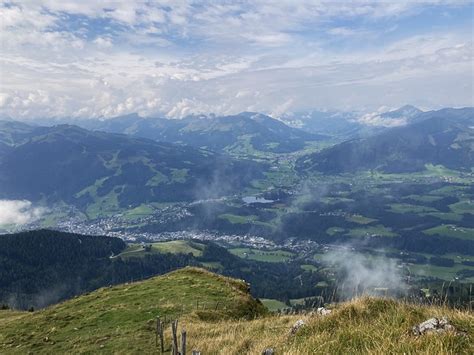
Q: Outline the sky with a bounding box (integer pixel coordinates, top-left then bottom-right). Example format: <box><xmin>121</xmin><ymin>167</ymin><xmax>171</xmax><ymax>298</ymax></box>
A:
<box><xmin>0</xmin><ymin>0</ymin><xmax>473</xmax><ymax>120</ymax></box>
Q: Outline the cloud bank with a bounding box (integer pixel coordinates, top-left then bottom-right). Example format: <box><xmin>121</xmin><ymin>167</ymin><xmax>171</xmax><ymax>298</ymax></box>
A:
<box><xmin>0</xmin><ymin>1</ymin><xmax>472</xmax><ymax>120</ymax></box>
<box><xmin>0</xmin><ymin>200</ymin><xmax>46</xmax><ymax>225</ymax></box>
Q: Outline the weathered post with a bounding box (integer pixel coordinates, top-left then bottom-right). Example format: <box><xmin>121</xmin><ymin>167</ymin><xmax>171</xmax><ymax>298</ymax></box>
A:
<box><xmin>171</xmin><ymin>320</ymin><xmax>179</xmax><ymax>355</ymax></box>
<box><xmin>159</xmin><ymin>319</ymin><xmax>164</xmax><ymax>353</ymax></box>
<box><xmin>155</xmin><ymin>317</ymin><xmax>160</xmax><ymax>347</ymax></box>
<box><xmin>181</xmin><ymin>329</ymin><xmax>187</xmax><ymax>355</ymax></box>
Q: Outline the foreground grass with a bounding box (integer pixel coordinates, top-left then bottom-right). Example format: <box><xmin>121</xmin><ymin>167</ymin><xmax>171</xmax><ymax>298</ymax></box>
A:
<box><xmin>183</xmin><ymin>298</ymin><xmax>473</xmax><ymax>354</ymax></box>
<box><xmin>0</xmin><ymin>269</ymin><xmax>472</xmax><ymax>354</ymax></box>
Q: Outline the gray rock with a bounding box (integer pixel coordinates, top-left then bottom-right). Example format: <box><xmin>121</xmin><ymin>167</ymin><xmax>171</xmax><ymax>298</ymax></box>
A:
<box><xmin>317</xmin><ymin>307</ymin><xmax>332</xmax><ymax>316</ymax></box>
<box><xmin>290</xmin><ymin>319</ymin><xmax>306</xmax><ymax>335</ymax></box>
<box><xmin>412</xmin><ymin>317</ymin><xmax>456</xmax><ymax>335</ymax></box>
<box><xmin>262</xmin><ymin>348</ymin><xmax>275</xmax><ymax>355</ymax></box>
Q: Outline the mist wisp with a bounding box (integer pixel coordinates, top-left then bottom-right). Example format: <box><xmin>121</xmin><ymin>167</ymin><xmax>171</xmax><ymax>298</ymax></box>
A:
<box><xmin>323</xmin><ymin>247</ymin><xmax>407</xmax><ymax>300</ymax></box>
<box><xmin>0</xmin><ymin>199</ymin><xmax>46</xmax><ymax>225</ymax></box>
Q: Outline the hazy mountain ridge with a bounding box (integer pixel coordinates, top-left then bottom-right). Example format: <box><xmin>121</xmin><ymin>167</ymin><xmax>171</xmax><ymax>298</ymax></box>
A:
<box><xmin>380</xmin><ymin>105</ymin><xmax>423</xmax><ymax>120</ymax></box>
<box><xmin>280</xmin><ymin>110</ymin><xmax>362</xmax><ymax>137</ymax></box>
<box><xmin>279</xmin><ymin>105</ymin><xmax>424</xmax><ymax>138</ymax></box>
<box><xmin>74</xmin><ymin>111</ymin><xmax>327</xmax><ymax>154</ymax></box>
<box><xmin>359</xmin><ymin>104</ymin><xmax>424</xmax><ymax>127</ymax></box>
<box><xmin>0</xmin><ymin>122</ymin><xmax>266</xmax><ymax>210</ymax></box>
<box><xmin>296</xmin><ymin>107</ymin><xmax>474</xmax><ymax>173</ymax></box>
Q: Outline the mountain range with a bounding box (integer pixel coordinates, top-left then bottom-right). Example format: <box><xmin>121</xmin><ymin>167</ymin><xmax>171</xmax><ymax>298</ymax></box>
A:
<box><xmin>0</xmin><ymin>106</ymin><xmax>472</xmax><ymax>216</ymax></box>
<box><xmin>76</xmin><ymin>111</ymin><xmax>326</xmax><ymax>155</ymax></box>
<box><xmin>280</xmin><ymin>105</ymin><xmax>424</xmax><ymax>138</ymax></box>
<box><xmin>0</xmin><ymin>121</ymin><xmax>265</xmax><ymax>212</ymax></box>
<box><xmin>297</xmin><ymin>107</ymin><xmax>474</xmax><ymax>173</ymax></box>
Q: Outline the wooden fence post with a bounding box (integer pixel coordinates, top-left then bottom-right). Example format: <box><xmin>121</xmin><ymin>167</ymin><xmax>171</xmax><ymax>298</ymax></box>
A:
<box><xmin>155</xmin><ymin>317</ymin><xmax>160</xmax><ymax>347</ymax></box>
<box><xmin>181</xmin><ymin>329</ymin><xmax>187</xmax><ymax>355</ymax></box>
<box><xmin>159</xmin><ymin>319</ymin><xmax>164</xmax><ymax>353</ymax></box>
<box><xmin>171</xmin><ymin>320</ymin><xmax>179</xmax><ymax>355</ymax></box>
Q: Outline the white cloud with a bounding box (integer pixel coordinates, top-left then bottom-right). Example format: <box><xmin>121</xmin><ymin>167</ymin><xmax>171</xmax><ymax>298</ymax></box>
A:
<box><xmin>0</xmin><ymin>1</ymin><xmax>472</xmax><ymax>119</ymax></box>
<box><xmin>0</xmin><ymin>200</ymin><xmax>46</xmax><ymax>225</ymax></box>
<box><xmin>93</xmin><ymin>37</ymin><xmax>113</xmax><ymax>48</ymax></box>
<box><xmin>327</xmin><ymin>27</ymin><xmax>359</xmax><ymax>36</ymax></box>
<box><xmin>0</xmin><ymin>3</ymin><xmax>56</xmax><ymax>30</ymax></box>
<box><xmin>359</xmin><ymin>110</ymin><xmax>407</xmax><ymax>127</ymax></box>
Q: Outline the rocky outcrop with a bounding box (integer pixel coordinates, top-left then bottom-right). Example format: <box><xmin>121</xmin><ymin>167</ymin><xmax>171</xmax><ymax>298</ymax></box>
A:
<box><xmin>290</xmin><ymin>319</ymin><xmax>306</xmax><ymax>335</ymax></box>
<box><xmin>412</xmin><ymin>317</ymin><xmax>456</xmax><ymax>335</ymax></box>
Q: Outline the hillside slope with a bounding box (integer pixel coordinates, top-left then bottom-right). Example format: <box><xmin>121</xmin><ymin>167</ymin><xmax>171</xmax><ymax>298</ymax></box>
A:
<box><xmin>0</xmin><ymin>122</ymin><xmax>265</xmax><ymax>210</ymax></box>
<box><xmin>0</xmin><ymin>268</ymin><xmax>266</xmax><ymax>354</ymax></box>
<box><xmin>0</xmin><ymin>230</ymin><xmax>196</xmax><ymax>310</ymax></box>
<box><xmin>0</xmin><ymin>231</ymin><xmax>331</xmax><ymax>311</ymax></box>
<box><xmin>0</xmin><ymin>268</ymin><xmax>472</xmax><ymax>354</ymax></box>
<box><xmin>297</xmin><ymin>107</ymin><xmax>474</xmax><ymax>173</ymax></box>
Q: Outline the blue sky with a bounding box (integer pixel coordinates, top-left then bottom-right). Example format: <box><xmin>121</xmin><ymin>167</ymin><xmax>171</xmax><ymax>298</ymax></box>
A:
<box><xmin>0</xmin><ymin>0</ymin><xmax>473</xmax><ymax>119</ymax></box>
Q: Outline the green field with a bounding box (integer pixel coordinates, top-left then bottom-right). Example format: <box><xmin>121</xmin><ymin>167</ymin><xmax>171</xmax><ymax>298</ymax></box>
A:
<box><xmin>424</xmin><ymin>224</ymin><xmax>474</xmax><ymax>241</ymax></box>
<box><xmin>322</xmin><ymin>197</ymin><xmax>355</xmax><ymax>205</ymax></box>
<box><xmin>152</xmin><ymin>240</ymin><xmax>205</xmax><ymax>256</ymax></box>
<box><xmin>409</xmin><ymin>263</ymin><xmax>474</xmax><ymax>282</ymax></box>
<box><xmin>260</xmin><ymin>298</ymin><xmax>288</xmax><ymax>311</ymax></box>
<box><xmin>113</xmin><ymin>240</ymin><xmax>205</xmax><ymax>259</ymax></box>
<box><xmin>449</xmin><ymin>200</ymin><xmax>474</xmax><ymax>214</ymax></box>
<box><xmin>326</xmin><ymin>227</ymin><xmax>345</xmax><ymax>235</ymax></box>
<box><xmin>219</xmin><ymin>213</ymin><xmax>259</xmax><ymax>224</ymax></box>
<box><xmin>229</xmin><ymin>248</ymin><xmax>294</xmax><ymax>263</ymax></box>
<box><xmin>347</xmin><ymin>225</ymin><xmax>398</xmax><ymax>238</ymax></box>
<box><xmin>346</xmin><ymin>214</ymin><xmax>377</xmax><ymax>225</ymax></box>
<box><xmin>421</xmin><ymin>212</ymin><xmax>463</xmax><ymax>222</ymax></box>
<box><xmin>389</xmin><ymin>203</ymin><xmax>438</xmax><ymax>214</ymax></box>
<box><xmin>121</xmin><ymin>204</ymin><xmax>155</xmax><ymax>220</ymax></box>
<box><xmin>404</xmin><ymin>194</ymin><xmax>444</xmax><ymax>203</ymax></box>
<box><xmin>423</xmin><ymin>164</ymin><xmax>460</xmax><ymax>177</ymax></box>
<box><xmin>301</xmin><ymin>264</ymin><xmax>318</xmax><ymax>272</ymax></box>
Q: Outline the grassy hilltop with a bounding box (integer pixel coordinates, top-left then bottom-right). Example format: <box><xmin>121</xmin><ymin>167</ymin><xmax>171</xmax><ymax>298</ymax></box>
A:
<box><xmin>1</xmin><ymin>267</ymin><xmax>473</xmax><ymax>354</ymax></box>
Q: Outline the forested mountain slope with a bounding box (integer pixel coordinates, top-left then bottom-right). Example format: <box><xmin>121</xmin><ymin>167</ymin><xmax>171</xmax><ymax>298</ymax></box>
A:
<box><xmin>297</xmin><ymin>108</ymin><xmax>474</xmax><ymax>173</ymax></box>
<box><xmin>0</xmin><ymin>122</ymin><xmax>265</xmax><ymax>208</ymax></box>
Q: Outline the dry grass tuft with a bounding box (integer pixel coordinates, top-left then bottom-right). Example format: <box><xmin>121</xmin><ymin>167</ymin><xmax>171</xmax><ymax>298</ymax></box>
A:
<box><xmin>182</xmin><ymin>297</ymin><xmax>473</xmax><ymax>354</ymax></box>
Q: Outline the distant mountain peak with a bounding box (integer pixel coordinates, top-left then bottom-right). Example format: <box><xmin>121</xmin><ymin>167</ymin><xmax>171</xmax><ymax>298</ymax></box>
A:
<box><xmin>358</xmin><ymin>105</ymin><xmax>423</xmax><ymax>127</ymax></box>
<box><xmin>382</xmin><ymin>105</ymin><xmax>422</xmax><ymax>118</ymax></box>
<box><xmin>399</xmin><ymin>104</ymin><xmax>421</xmax><ymax>111</ymax></box>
